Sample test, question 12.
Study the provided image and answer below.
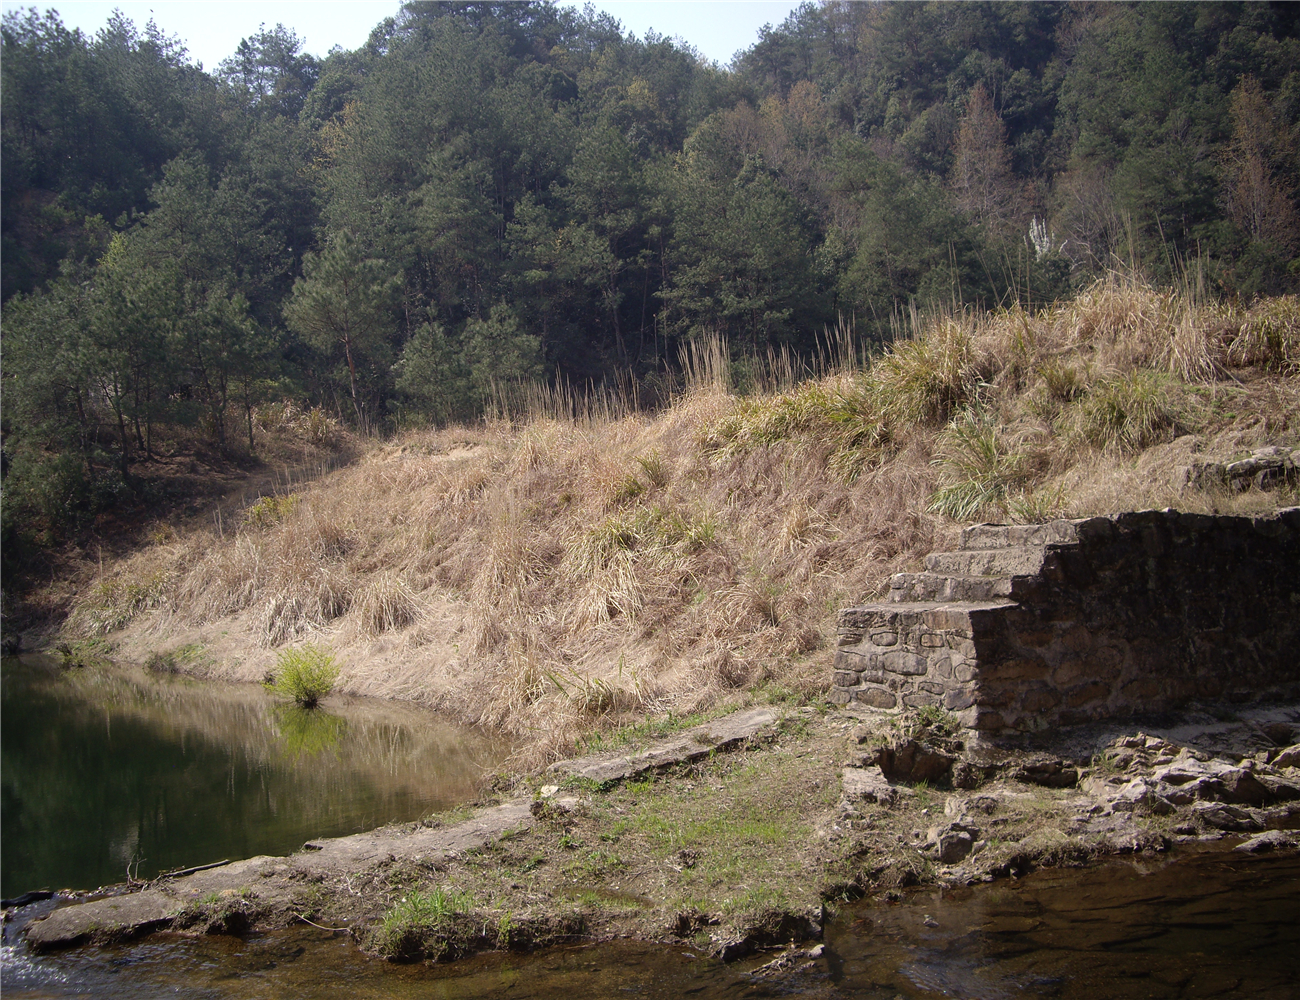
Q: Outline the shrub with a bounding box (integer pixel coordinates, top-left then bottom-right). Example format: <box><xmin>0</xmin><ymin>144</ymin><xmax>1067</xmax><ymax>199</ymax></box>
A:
<box><xmin>1227</xmin><ymin>295</ymin><xmax>1300</xmax><ymax>372</ymax></box>
<box><xmin>1074</xmin><ymin>370</ymin><xmax>1185</xmax><ymax>451</ymax></box>
<box><xmin>264</xmin><ymin>643</ymin><xmax>340</xmax><ymax>708</ymax></box>
<box><xmin>243</xmin><ymin>493</ymin><xmax>299</xmax><ymax>528</ymax></box>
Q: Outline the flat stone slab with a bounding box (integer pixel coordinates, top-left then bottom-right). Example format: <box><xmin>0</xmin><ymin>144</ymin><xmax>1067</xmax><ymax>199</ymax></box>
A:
<box><xmin>841</xmin><ymin>766</ymin><xmax>913</xmax><ymax>805</ymax></box>
<box><xmin>25</xmin><ymin>706</ymin><xmax>781</xmax><ymax>952</ymax></box>
<box><xmin>25</xmin><ymin>801</ymin><xmax>542</xmax><ymax>951</ymax></box>
<box><xmin>548</xmin><ymin>706</ymin><xmax>779</xmax><ymax>784</ymax></box>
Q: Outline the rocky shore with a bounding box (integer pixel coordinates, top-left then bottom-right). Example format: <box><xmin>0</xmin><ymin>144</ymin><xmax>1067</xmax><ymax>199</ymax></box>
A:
<box><xmin>14</xmin><ymin>700</ymin><xmax>1300</xmax><ymax>968</ymax></box>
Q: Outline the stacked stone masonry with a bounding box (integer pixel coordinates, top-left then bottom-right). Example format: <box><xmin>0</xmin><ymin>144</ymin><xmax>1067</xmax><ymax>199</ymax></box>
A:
<box><xmin>832</xmin><ymin>508</ymin><xmax>1300</xmax><ymax>732</ymax></box>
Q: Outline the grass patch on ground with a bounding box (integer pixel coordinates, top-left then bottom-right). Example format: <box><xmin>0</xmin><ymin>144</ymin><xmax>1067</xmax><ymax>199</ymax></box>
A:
<box><xmin>348</xmin><ymin>708</ymin><xmax>1110</xmax><ymax>962</ymax></box>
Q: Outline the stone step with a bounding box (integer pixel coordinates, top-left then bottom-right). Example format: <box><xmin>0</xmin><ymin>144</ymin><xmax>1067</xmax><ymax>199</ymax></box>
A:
<box><xmin>959</xmin><ymin>519</ymin><xmax>1081</xmax><ymax>552</ymax></box>
<box><xmin>889</xmin><ymin>571</ymin><xmax>1039</xmax><ymax>603</ymax></box>
<box><xmin>925</xmin><ymin>546</ymin><xmax>1050</xmax><ymax>578</ymax></box>
<box><xmin>833</xmin><ymin>600</ymin><xmax>1015</xmax><ymax>713</ymax></box>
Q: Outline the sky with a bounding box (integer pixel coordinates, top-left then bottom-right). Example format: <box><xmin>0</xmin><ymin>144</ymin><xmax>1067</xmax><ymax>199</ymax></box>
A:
<box><xmin>2</xmin><ymin>1</ymin><xmax>805</xmax><ymax>70</ymax></box>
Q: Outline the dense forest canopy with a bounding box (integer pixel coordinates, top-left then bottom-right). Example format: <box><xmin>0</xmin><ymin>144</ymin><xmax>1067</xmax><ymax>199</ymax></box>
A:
<box><xmin>2</xmin><ymin>1</ymin><xmax>1298</xmax><ymax>542</ymax></box>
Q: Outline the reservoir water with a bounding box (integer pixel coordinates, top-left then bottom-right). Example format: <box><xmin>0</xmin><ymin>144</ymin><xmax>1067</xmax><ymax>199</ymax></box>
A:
<box><xmin>3</xmin><ymin>655</ymin><xmax>1297</xmax><ymax>996</ymax></box>
<box><xmin>0</xmin><ymin>654</ymin><xmax>510</xmax><ymax>898</ymax></box>
<box><xmin>4</xmin><ymin>846</ymin><xmax>1297</xmax><ymax>997</ymax></box>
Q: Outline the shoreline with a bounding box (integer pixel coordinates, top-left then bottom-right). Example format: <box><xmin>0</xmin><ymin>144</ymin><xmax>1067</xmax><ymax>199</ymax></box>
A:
<box><xmin>15</xmin><ymin>698</ymin><xmax>1300</xmax><ymax>966</ymax></box>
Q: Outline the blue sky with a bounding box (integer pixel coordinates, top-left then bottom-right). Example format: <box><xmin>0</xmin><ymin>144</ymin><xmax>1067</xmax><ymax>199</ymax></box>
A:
<box><xmin>3</xmin><ymin>1</ymin><xmax>804</xmax><ymax>70</ymax></box>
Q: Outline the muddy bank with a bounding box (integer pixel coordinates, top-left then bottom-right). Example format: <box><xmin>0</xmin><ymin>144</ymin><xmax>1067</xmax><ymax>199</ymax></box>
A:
<box><xmin>16</xmin><ymin>700</ymin><xmax>1300</xmax><ymax>967</ymax></box>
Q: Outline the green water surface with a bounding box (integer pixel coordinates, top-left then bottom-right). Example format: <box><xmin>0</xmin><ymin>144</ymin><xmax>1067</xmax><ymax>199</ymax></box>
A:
<box><xmin>0</xmin><ymin>655</ymin><xmax>509</xmax><ymax>898</ymax></box>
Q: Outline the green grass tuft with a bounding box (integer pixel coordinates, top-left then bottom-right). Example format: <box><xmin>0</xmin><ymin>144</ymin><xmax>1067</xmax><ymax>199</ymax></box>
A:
<box><xmin>264</xmin><ymin>643</ymin><xmax>340</xmax><ymax>708</ymax></box>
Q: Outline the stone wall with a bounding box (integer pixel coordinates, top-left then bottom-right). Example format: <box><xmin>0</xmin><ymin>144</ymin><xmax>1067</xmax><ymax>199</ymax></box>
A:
<box><xmin>832</xmin><ymin>508</ymin><xmax>1300</xmax><ymax>732</ymax></box>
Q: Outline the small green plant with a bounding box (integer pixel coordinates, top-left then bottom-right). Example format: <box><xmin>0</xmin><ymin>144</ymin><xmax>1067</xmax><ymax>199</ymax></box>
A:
<box><xmin>634</xmin><ymin>451</ymin><xmax>670</xmax><ymax>489</ymax></box>
<box><xmin>264</xmin><ymin>643</ymin><xmax>340</xmax><ymax>708</ymax></box>
<box><xmin>496</xmin><ymin>911</ymin><xmax>514</xmax><ymax>949</ymax></box>
<box><xmin>243</xmin><ymin>493</ymin><xmax>299</xmax><ymax>528</ymax></box>
<box><xmin>374</xmin><ymin>887</ymin><xmax>474</xmax><ymax>957</ymax></box>
<box><xmin>910</xmin><ymin>705</ymin><xmax>961</xmax><ymax>736</ymax></box>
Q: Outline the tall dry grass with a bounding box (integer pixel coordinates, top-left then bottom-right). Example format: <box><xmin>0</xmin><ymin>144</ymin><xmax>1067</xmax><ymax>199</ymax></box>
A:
<box><xmin>75</xmin><ymin>278</ymin><xmax>1299</xmax><ymax>764</ymax></box>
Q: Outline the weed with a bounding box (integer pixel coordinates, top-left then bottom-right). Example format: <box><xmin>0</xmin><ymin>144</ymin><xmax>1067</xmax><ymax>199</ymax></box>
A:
<box><xmin>635</xmin><ymin>451</ymin><xmax>670</xmax><ymax>489</ymax></box>
<box><xmin>1005</xmin><ymin>484</ymin><xmax>1067</xmax><ymax>524</ymax></box>
<box><xmin>1037</xmin><ymin>359</ymin><xmax>1085</xmax><ymax>402</ymax></box>
<box><xmin>1073</xmin><ymin>370</ymin><xmax>1187</xmax><ymax>452</ymax></box>
<box><xmin>243</xmin><ymin>494</ymin><xmax>299</xmax><ymax>529</ymax></box>
<box><xmin>1227</xmin><ymin>295</ymin><xmax>1300</xmax><ymax>372</ymax></box>
<box><xmin>927</xmin><ymin>412</ymin><xmax>1026</xmax><ymax>521</ymax></box>
<box><xmin>610</xmin><ymin>474</ymin><xmax>646</xmax><ymax>505</ymax></box>
<box><xmin>143</xmin><ymin>643</ymin><xmax>206</xmax><ymax>674</ymax></box>
<box><xmin>264</xmin><ymin>643</ymin><xmax>340</xmax><ymax>708</ymax></box>
<box><xmin>55</xmin><ymin>638</ymin><xmax>115</xmax><ymax>668</ymax></box>
<box><xmin>374</xmin><ymin>887</ymin><xmax>474</xmax><ymax>958</ymax></box>
<box><xmin>75</xmin><ymin>572</ymin><xmax>169</xmax><ymax>635</ymax></box>
<box><xmin>353</xmin><ymin>572</ymin><xmax>421</xmax><ymax>636</ymax></box>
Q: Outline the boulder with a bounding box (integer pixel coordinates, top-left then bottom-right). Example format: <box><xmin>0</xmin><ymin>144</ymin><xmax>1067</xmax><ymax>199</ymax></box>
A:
<box><xmin>875</xmin><ymin>738</ymin><xmax>957</xmax><ymax>784</ymax></box>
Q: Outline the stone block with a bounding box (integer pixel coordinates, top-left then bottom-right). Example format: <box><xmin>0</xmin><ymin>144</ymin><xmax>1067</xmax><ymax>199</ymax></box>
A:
<box><xmin>832</xmin><ymin>649</ymin><xmax>866</xmax><ymax>671</ymax></box>
<box><xmin>835</xmin><ymin>508</ymin><xmax>1299</xmax><ymax>730</ymax></box>
<box><xmin>985</xmin><ymin>658</ymin><xmax>1049</xmax><ymax>681</ymax></box>
<box><xmin>832</xmin><ymin>671</ymin><xmax>862</xmax><ymax>687</ymax></box>
<box><xmin>903</xmin><ymin>690</ymin><xmax>941</xmax><ymax>708</ymax></box>
<box><xmin>1120</xmin><ymin>677</ymin><xmax>1163</xmax><ymax>703</ymax></box>
<box><xmin>1052</xmin><ymin>658</ymin><xmax>1091</xmax><ymax>687</ymax></box>
<box><xmin>1020</xmin><ymin>686</ymin><xmax>1062</xmax><ymax>713</ymax></box>
<box><xmin>869</xmin><ymin>631</ymin><xmax>898</xmax><ymax>647</ymax></box>
<box><xmin>948</xmin><ymin>637</ymin><xmax>978</xmax><ymax>658</ymax></box>
<box><xmin>1060</xmin><ymin>624</ymin><xmax>1093</xmax><ymax>653</ymax></box>
<box><xmin>828</xmin><ymin>688</ymin><xmax>851</xmax><ymax>705</ymax></box>
<box><xmin>968</xmin><ymin>709</ymin><xmax>1005</xmax><ymax>731</ymax></box>
<box><xmin>852</xmin><ymin>687</ymin><xmax>896</xmax><ymax>709</ymax></box>
<box><xmin>1064</xmin><ymin>680</ymin><xmax>1111</xmax><ymax>708</ymax></box>
<box><xmin>882</xmin><ymin>650</ymin><xmax>928</xmax><ymax>676</ymax></box>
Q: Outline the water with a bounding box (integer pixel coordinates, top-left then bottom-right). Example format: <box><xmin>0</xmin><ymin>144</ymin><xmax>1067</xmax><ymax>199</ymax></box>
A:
<box><xmin>3</xmin><ymin>655</ymin><xmax>1297</xmax><ymax>996</ymax></box>
<box><xmin>0</xmin><ymin>655</ymin><xmax>511</xmax><ymax>899</ymax></box>
<box><xmin>826</xmin><ymin>847</ymin><xmax>1300</xmax><ymax>998</ymax></box>
<box><xmin>4</xmin><ymin>846</ymin><xmax>1297</xmax><ymax>997</ymax></box>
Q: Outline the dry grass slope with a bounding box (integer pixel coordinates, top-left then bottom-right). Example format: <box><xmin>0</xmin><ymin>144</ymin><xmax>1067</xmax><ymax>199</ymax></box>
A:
<box><xmin>75</xmin><ymin>278</ymin><xmax>1300</xmax><ymax>764</ymax></box>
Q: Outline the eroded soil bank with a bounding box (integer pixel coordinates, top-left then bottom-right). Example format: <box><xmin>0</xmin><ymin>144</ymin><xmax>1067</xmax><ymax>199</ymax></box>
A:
<box><xmin>14</xmin><ymin>699</ymin><xmax>1300</xmax><ymax>972</ymax></box>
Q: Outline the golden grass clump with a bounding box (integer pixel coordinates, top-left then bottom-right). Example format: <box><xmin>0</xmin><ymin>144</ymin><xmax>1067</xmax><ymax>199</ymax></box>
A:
<box><xmin>72</xmin><ymin>278</ymin><xmax>1299</xmax><ymax>765</ymax></box>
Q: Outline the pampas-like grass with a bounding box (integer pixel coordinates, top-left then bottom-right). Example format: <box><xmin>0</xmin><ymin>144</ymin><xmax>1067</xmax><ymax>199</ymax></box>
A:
<box><xmin>71</xmin><ymin>277</ymin><xmax>1299</xmax><ymax>766</ymax></box>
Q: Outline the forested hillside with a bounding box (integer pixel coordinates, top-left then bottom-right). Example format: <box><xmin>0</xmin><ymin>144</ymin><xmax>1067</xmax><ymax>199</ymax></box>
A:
<box><xmin>3</xmin><ymin>1</ymin><xmax>1299</xmax><ymax>550</ymax></box>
